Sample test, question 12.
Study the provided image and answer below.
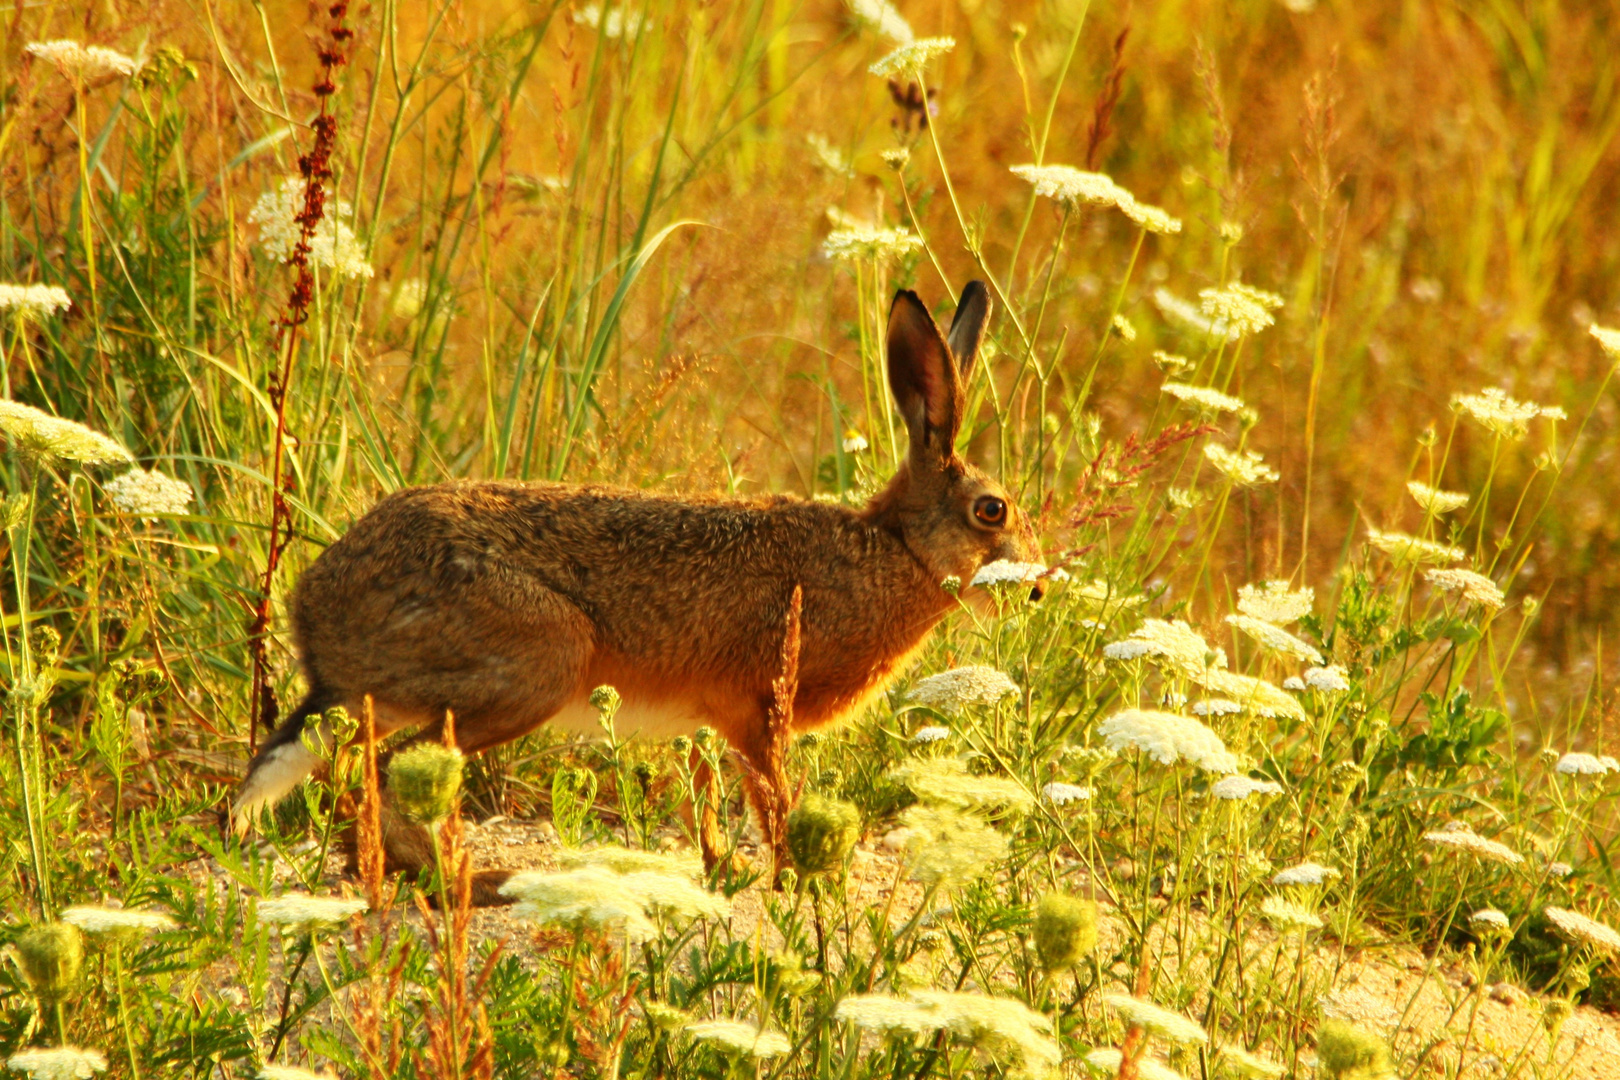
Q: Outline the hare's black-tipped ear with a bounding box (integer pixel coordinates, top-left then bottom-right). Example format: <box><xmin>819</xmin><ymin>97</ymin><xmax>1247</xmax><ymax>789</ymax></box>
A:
<box><xmin>887</xmin><ymin>289</ymin><xmax>963</xmax><ymax>464</ymax></box>
<box><xmin>946</xmin><ymin>280</ymin><xmax>992</xmax><ymax>373</ymax></box>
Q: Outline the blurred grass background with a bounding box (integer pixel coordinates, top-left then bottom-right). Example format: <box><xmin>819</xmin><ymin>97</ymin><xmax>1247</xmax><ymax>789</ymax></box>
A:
<box><xmin>2</xmin><ymin>0</ymin><xmax>1618</xmax><ymax>763</ymax></box>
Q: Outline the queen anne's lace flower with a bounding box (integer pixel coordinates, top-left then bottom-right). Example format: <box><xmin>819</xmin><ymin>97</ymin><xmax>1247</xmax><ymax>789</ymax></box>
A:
<box><xmin>1101</xmin><ymin>994</ymin><xmax>1208</xmax><ymax>1044</ymax></box>
<box><xmin>503</xmin><ymin>859</ymin><xmax>726</xmax><ymax>940</ymax></box>
<box><xmin>1422</xmin><ymin>823</ymin><xmax>1523</xmax><ymax>865</ymax></box>
<box><xmin>1283</xmin><ymin>676</ymin><xmax>1305</xmax><ymax>691</ymax></box>
<box><xmin>1204</xmin><ymin>444</ymin><xmax>1279</xmax><ymax>486</ymax></box>
<box><xmin>1469</xmin><ymin>908</ymin><xmax>1510</xmax><ymax>933</ymax></box>
<box><xmin>868</xmin><ymin>37</ymin><xmax>955</xmax><ymax>77</ymax></box>
<box><xmin>104</xmin><ymin>469</ymin><xmax>194</xmax><ymax>517</ymax></box>
<box><xmin>889</xmin><ymin>757</ymin><xmax>1034</xmax><ymax>814</ymax></box>
<box><xmin>847</xmin><ymin>0</ymin><xmax>914</xmax><ymax>43</ymax></box>
<box><xmin>0</xmin><ymin>401</ymin><xmax>131</xmax><ymax>465</ymax></box>
<box><xmin>1591</xmin><ymin>323</ymin><xmax>1620</xmax><ymax>361</ymax></box>
<box><xmin>807</xmin><ymin>133</ymin><xmax>855</xmax><ymax>178</ymax></box>
<box><xmin>1199</xmin><ymin>669</ymin><xmax>1305</xmax><ymax>721</ymax></box>
<box><xmin>256</xmin><ymin>894</ymin><xmax>368</xmax><ymax>931</ymax></box>
<box><xmin>1544</xmin><ymin>907</ymin><xmax>1620</xmax><ymax>952</ymax></box>
<box><xmin>1009</xmin><ymin>165</ymin><xmax>1131</xmax><ymax>210</ymax></box>
<box><xmin>248</xmin><ymin>179</ymin><xmax>374</xmax><ymax>279</ymax></box>
<box><xmin>911</xmin><ymin>725</ymin><xmax>950</xmax><ymax>744</ymax></box>
<box><xmin>1303</xmin><ymin>665</ymin><xmax>1351</xmax><ymax>693</ymax></box>
<box><xmin>6</xmin><ymin>1046</ymin><xmax>108</xmax><ymax>1080</ymax></box>
<box><xmin>1226</xmin><ymin>615</ymin><xmax>1323</xmax><ymax>664</ymax></box>
<box><xmin>1554</xmin><ymin>752</ymin><xmax>1620</xmax><ymax>777</ymax></box>
<box><xmin>1105</xmin><ymin>619</ymin><xmax>1223</xmax><ymax>679</ymax></box>
<box><xmin>1407</xmin><ymin>481</ymin><xmax>1468</xmax><ymax>516</ymax></box>
<box><xmin>1041</xmin><ymin>782</ymin><xmax>1092</xmax><ymax>805</ymax></box>
<box><xmin>1211</xmin><ymin>775</ymin><xmax>1283</xmax><ymax>800</ymax></box>
<box><xmin>61</xmin><ymin>906</ymin><xmax>176</xmax><ymax>937</ymax></box>
<box><xmin>1193</xmin><ymin>699</ymin><xmax>1242</xmax><ymax>716</ymax></box>
<box><xmin>1154</xmin><ymin>288</ymin><xmax>1242</xmax><ymax>342</ymax></box>
<box><xmin>0</xmin><ymin>284</ymin><xmax>72</xmax><ymax>319</ymax></box>
<box><xmin>1260</xmin><ymin>896</ymin><xmax>1322</xmax><ymax>933</ymax></box>
<box><xmin>1098</xmin><ymin>709</ymin><xmax>1238</xmax><ymax>773</ymax></box>
<box><xmin>907</xmin><ymin>666</ymin><xmax>1019</xmax><ymax>710</ymax></box>
<box><xmin>1237</xmin><ymin>581</ymin><xmax>1314</xmax><ymax>625</ymax></box>
<box><xmin>1424</xmin><ymin>568</ymin><xmax>1505</xmax><ymax>610</ymax></box>
<box><xmin>1272</xmin><ymin>862</ymin><xmax>1340</xmax><ymax>887</ymax></box>
<box><xmin>972</xmin><ymin>560</ymin><xmax>1049</xmax><ymax>587</ymax></box>
<box><xmin>1365</xmin><ymin>528</ymin><xmax>1465</xmax><ymax>564</ymax></box>
<box><xmin>840</xmin><ymin>992</ymin><xmax>1059</xmax><ymax>1074</ymax></box>
<box><xmin>684</xmin><ymin>1019</ymin><xmax>791</xmax><ymax>1058</ymax></box>
<box><xmin>1198</xmin><ymin>284</ymin><xmax>1279</xmax><ymax>336</ymax></box>
<box><xmin>893</xmin><ymin>805</ymin><xmax>1008</xmax><ymax>886</ymax></box>
<box><xmin>1120</xmin><ymin>197</ymin><xmax>1182</xmax><ymax>235</ymax></box>
<box><xmin>559</xmin><ymin>846</ymin><xmax>703</xmax><ymax>878</ymax></box>
<box><xmin>1451</xmin><ymin>387</ymin><xmax>1565</xmax><ymax>440</ymax></box>
<box><xmin>25</xmin><ymin>40</ymin><xmax>139</xmax><ymax>79</ymax></box>
<box><xmin>823</xmin><ymin>225</ymin><xmax>924</xmax><ymax>262</ymax></box>
<box><xmin>1162</xmin><ymin>382</ymin><xmax>1245</xmax><ymax>415</ymax></box>
<box><xmin>1084</xmin><ymin>1048</ymin><xmax>1185</xmax><ymax>1080</ymax></box>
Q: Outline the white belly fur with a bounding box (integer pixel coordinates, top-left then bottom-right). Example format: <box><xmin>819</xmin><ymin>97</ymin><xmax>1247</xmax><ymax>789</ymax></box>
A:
<box><xmin>546</xmin><ymin>697</ymin><xmax>705</xmax><ymax>740</ymax></box>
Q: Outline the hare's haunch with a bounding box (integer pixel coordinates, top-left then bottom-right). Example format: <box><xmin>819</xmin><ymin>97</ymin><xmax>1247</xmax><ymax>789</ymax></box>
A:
<box><xmin>233</xmin><ymin>284</ymin><xmax>1040</xmax><ymax>881</ymax></box>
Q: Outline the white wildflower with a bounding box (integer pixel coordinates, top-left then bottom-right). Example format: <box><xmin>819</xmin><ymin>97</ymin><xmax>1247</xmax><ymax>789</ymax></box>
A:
<box><xmin>1554</xmin><ymin>752</ymin><xmax>1620</xmax><ymax>777</ymax></box>
<box><xmin>61</xmin><ymin>906</ymin><xmax>176</xmax><ymax>937</ymax></box>
<box><xmin>0</xmin><ymin>284</ymin><xmax>72</xmax><ymax>320</ymax></box>
<box><xmin>889</xmin><ymin>757</ymin><xmax>1033</xmax><ymax>814</ymax></box>
<box><xmin>907</xmin><ymin>666</ymin><xmax>1019</xmax><ymax>710</ymax></box>
<box><xmin>1162</xmin><ymin>382</ymin><xmax>1245</xmax><ymax>415</ymax></box>
<box><xmin>1103</xmin><ymin>639</ymin><xmax>1153</xmax><ymax>661</ymax></box>
<box><xmin>807</xmin><ymin>133</ymin><xmax>855</xmax><ymax>178</ymax></box>
<box><xmin>1260</xmin><ymin>896</ymin><xmax>1322</xmax><ymax>933</ymax></box>
<box><xmin>846</xmin><ymin>0</ymin><xmax>914</xmax><ymax>44</ymax></box>
<box><xmin>908</xmin><ymin>991</ymin><xmax>1061</xmax><ymax>1075</ymax></box>
<box><xmin>1120</xmin><ymin>197</ymin><xmax>1182</xmax><ymax>235</ymax></box>
<box><xmin>1215</xmin><ymin>1046</ymin><xmax>1286</xmax><ymax>1080</ymax></box>
<box><xmin>573</xmin><ymin>4</ymin><xmax>645</xmax><ymax>38</ymax></box>
<box><xmin>1237</xmin><ymin>581</ymin><xmax>1314</xmax><ymax>625</ymax></box>
<box><xmin>1591</xmin><ymin>323</ymin><xmax>1620</xmax><ymax>361</ymax></box>
<box><xmin>842</xmin><ymin>432</ymin><xmax>869</xmax><ymax>453</ymax></box>
<box><xmin>1204</xmin><ymin>443</ymin><xmax>1279</xmax><ymax>486</ymax></box>
<box><xmin>972</xmin><ymin>560</ymin><xmax>1048</xmax><ymax>588</ymax></box>
<box><xmin>1425</xmin><ymin>568</ymin><xmax>1505</xmax><ymax>610</ymax></box>
<box><xmin>25</xmin><ymin>40</ymin><xmax>139</xmax><ymax>79</ymax></box>
<box><xmin>1009</xmin><ymin>164</ymin><xmax>1131</xmax><ymax>210</ymax></box>
<box><xmin>1193</xmin><ymin>699</ymin><xmax>1242</xmax><ymax>716</ymax></box>
<box><xmin>1154</xmin><ymin>349</ymin><xmax>1191</xmax><ymax>371</ymax></box>
<box><xmin>1549</xmin><ymin>862</ymin><xmax>1573</xmax><ymax>878</ymax></box>
<box><xmin>1272</xmin><ymin>862</ymin><xmax>1341</xmax><ymax>887</ymax></box>
<box><xmin>1199</xmin><ymin>284</ymin><xmax>1279</xmax><ymax>336</ymax></box>
<box><xmin>836</xmin><ymin>994</ymin><xmax>938</xmax><ymax>1035</ymax></box>
<box><xmin>823</xmin><ymin>225</ymin><xmax>924</xmax><ymax>262</ymax></box>
<box><xmin>1452</xmin><ymin>387</ymin><xmax>1565</xmax><ymax>440</ymax></box>
<box><xmin>1282</xmin><ymin>676</ymin><xmax>1306</xmax><ymax>691</ymax></box>
<box><xmin>1407</xmin><ymin>481</ymin><xmax>1468</xmax><ymax>516</ymax></box>
<box><xmin>1226</xmin><ymin>614</ymin><xmax>1323</xmax><ymax>664</ymax></box>
<box><xmin>1102</xmin><ymin>994</ymin><xmax>1207</xmax><ymax>1044</ymax></box>
<box><xmin>1041</xmin><ymin>782</ymin><xmax>1092</xmax><ymax>805</ymax></box>
<box><xmin>1198</xmin><ymin>669</ymin><xmax>1305</xmax><ymax>721</ymax></box>
<box><xmin>247</xmin><ymin>179</ymin><xmax>374</xmax><ymax>279</ymax></box>
<box><xmin>503</xmin><ymin>862</ymin><xmax>726</xmax><ymax>937</ymax></box>
<box><xmin>1111</xmin><ymin>313</ymin><xmax>1137</xmax><ymax>341</ymax></box>
<box><xmin>1098</xmin><ymin>709</ymin><xmax>1238</xmax><ymax>773</ymax></box>
<box><xmin>1365</xmin><ymin>527</ymin><xmax>1466</xmax><ymax>564</ymax></box>
<box><xmin>6</xmin><ymin>1047</ymin><xmax>108</xmax><ymax>1080</ymax></box>
<box><xmin>1422</xmin><ymin>824</ymin><xmax>1523</xmax><ymax>865</ymax></box>
<box><xmin>0</xmin><ymin>401</ymin><xmax>131</xmax><ymax>465</ymax></box>
<box><xmin>1544</xmin><ymin>907</ymin><xmax>1620</xmax><ymax>952</ymax></box>
<box><xmin>911</xmin><ymin>725</ymin><xmax>950</xmax><ymax>744</ymax></box>
<box><xmin>258</xmin><ymin>1068</ymin><xmax>335</xmax><ymax>1080</ymax></box>
<box><xmin>1084</xmin><ymin>1048</ymin><xmax>1185</xmax><ymax>1080</ymax></box>
<box><xmin>1469</xmin><ymin>908</ymin><xmax>1510</xmax><ymax>933</ymax></box>
<box><xmin>1153</xmin><ymin>288</ymin><xmax>1241</xmax><ymax>342</ymax></box>
<box><xmin>104</xmin><ymin>469</ymin><xmax>193</xmax><ymax>518</ymax></box>
<box><xmin>559</xmin><ymin>846</ymin><xmax>703</xmax><ymax>878</ymax></box>
<box><xmin>868</xmin><ymin>37</ymin><xmax>955</xmax><ymax>77</ymax></box>
<box><xmin>684</xmin><ymin>1019</ymin><xmax>791</xmax><ymax>1058</ymax></box>
<box><xmin>896</xmin><ymin>804</ymin><xmax>1008</xmax><ymax>886</ymax></box>
<box><xmin>1302</xmin><ymin>665</ymin><xmax>1351</xmax><ymax>693</ymax></box>
<box><xmin>1106</xmin><ymin>619</ymin><xmax>1224</xmax><ymax>679</ymax></box>
<box><xmin>1211</xmin><ymin>775</ymin><xmax>1283</xmax><ymax>800</ymax></box>
<box><xmin>389</xmin><ymin>277</ymin><xmax>427</xmax><ymax>321</ymax></box>
<box><xmin>256</xmin><ymin>894</ymin><xmax>368</xmax><ymax>932</ymax></box>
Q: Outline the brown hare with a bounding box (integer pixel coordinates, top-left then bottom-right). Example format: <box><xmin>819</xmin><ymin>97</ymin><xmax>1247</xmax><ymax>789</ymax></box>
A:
<box><xmin>233</xmin><ymin>282</ymin><xmax>1040</xmax><ymax>897</ymax></box>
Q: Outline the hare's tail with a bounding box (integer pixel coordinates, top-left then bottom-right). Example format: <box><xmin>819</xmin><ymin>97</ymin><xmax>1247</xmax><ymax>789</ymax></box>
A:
<box><xmin>232</xmin><ymin>689</ymin><xmax>340</xmax><ymax>831</ymax></box>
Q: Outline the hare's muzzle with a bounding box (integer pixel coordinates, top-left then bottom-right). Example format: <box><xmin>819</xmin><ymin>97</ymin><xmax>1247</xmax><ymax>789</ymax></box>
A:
<box><xmin>1028</xmin><ymin>582</ymin><xmax>1045</xmax><ymax>603</ymax></box>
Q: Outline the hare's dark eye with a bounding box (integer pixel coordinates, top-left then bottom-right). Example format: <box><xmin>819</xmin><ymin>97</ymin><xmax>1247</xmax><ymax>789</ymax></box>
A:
<box><xmin>973</xmin><ymin>495</ymin><xmax>1007</xmax><ymax>528</ymax></box>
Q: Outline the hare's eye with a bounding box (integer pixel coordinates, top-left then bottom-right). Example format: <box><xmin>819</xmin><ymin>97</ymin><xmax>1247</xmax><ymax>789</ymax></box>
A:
<box><xmin>973</xmin><ymin>495</ymin><xmax>1007</xmax><ymax>527</ymax></box>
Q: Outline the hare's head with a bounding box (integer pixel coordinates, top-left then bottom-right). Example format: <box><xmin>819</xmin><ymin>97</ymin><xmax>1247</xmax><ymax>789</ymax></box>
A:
<box><xmin>867</xmin><ymin>282</ymin><xmax>1042</xmax><ymax>599</ymax></box>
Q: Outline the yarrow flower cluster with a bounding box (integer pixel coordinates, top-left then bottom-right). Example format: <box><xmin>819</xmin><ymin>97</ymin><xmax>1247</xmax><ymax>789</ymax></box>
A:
<box><xmin>822</xmin><ymin>225</ymin><xmax>924</xmax><ymax>262</ymax></box>
<box><xmin>868</xmin><ymin>37</ymin><xmax>955</xmax><ymax>77</ymax></box>
<box><xmin>1407</xmin><ymin>480</ymin><xmax>1468</xmax><ymax>516</ymax></box>
<box><xmin>1161</xmin><ymin>382</ymin><xmax>1245</xmax><ymax>415</ymax></box>
<box><xmin>1365</xmin><ymin>527</ymin><xmax>1465</xmax><ymax>565</ymax></box>
<box><xmin>1204</xmin><ymin>443</ymin><xmax>1279</xmax><ymax>486</ymax></box>
<box><xmin>1421</xmin><ymin>823</ymin><xmax>1523</xmax><ymax>865</ymax></box>
<box><xmin>837</xmin><ymin>990</ymin><xmax>1060</xmax><ymax>1075</ymax></box>
<box><xmin>61</xmin><ymin>906</ymin><xmax>176</xmax><ymax>937</ymax></box>
<box><xmin>0</xmin><ymin>401</ymin><xmax>131</xmax><ymax>465</ymax></box>
<box><xmin>1554</xmin><ymin>752</ymin><xmax>1620</xmax><ymax>777</ymax></box>
<box><xmin>1451</xmin><ymin>386</ymin><xmax>1565</xmax><ymax>440</ymax></box>
<box><xmin>1225</xmin><ymin>615</ymin><xmax>1323</xmax><ymax>664</ymax></box>
<box><xmin>503</xmin><ymin>855</ymin><xmax>727</xmax><ymax>941</ymax></box>
<box><xmin>247</xmin><ymin>179</ymin><xmax>374</xmax><ymax>279</ymax></box>
<box><xmin>1469</xmin><ymin>908</ymin><xmax>1510</xmax><ymax>934</ymax></box>
<box><xmin>1098</xmin><ymin>709</ymin><xmax>1238</xmax><ymax>773</ymax></box>
<box><xmin>25</xmin><ymin>40</ymin><xmax>140</xmax><ymax>79</ymax></box>
<box><xmin>971</xmin><ymin>560</ymin><xmax>1048</xmax><ymax>587</ymax></box>
<box><xmin>1211</xmin><ymin>775</ymin><xmax>1283</xmax><ymax>800</ymax></box>
<box><xmin>911</xmin><ymin>725</ymin><xmax>950</xmax><ymax>744</ymax></box>
<box><xmin>1192</xmin><ymin>699</ymin><xmax>1242</xmax><ymax>716</ymax></box>
<box><xmin>1120</xmin><ymin>197</ymin><xmax>1182</xmax><ymax>235</ymax></box>
<box><xmin>889</xmin><ymin>757</ymin><xmax>1034</xmax><ymax>814</ymax></box>
<box><xmin>1103</xmin><ymin>618</ymin><xmax>1222</xmax><ymax>679</ymax></box>
<box><xmin>1101</xmin><ymin>994</ymin><xmax>1208</xmax><ymax>1044</ymax></box>
<box><xmin>1236</xmin><ymin>581</ymin><xmax>1314</xmax><ymax>625</ymax></box>
<box><xmin>907</xmin><ymin>666</ymin><xmax>1019</xmax><ymax>710</ymax></box>
<box><xmin>1424</xmin><ymin>568</ymin><xmax>1505</xmax><ymax>610</ymax></box>
<box><xmin>1199</xmin><ymin>669</ymin><xmax>1305</xmax><ymax>720</ymax></box>
<box><xmin>0</xmin><ymin>284</ymin><xmax>72</xmax><ymax>320</ymax></box>
<box><xmin>1544</xmin><ymin>907</ymin><xmax>1620</xmax><ymax>952</ymax></box>
<box><xmin>683</xmin><ymin>1019</ymin><xmax>791</xmax><ymax>1058</ymax></box>
<box><xmin>104</xmin><ymin>469</ymin><xmax>194</xmax><ymax>518</ymax></box>
<box><xmin>1009</xmin><ymin>164</ymin><xmax>1130</xmax><ymax>210</ymax></box>
<box><xmin>1041</xmin><ymin>782</ymin><xmax>1092</xmax><ymax>805</ymax></box>
<box><xmin>1198</xmin><ymin>283</ymin><xmax>1282</xmax><ymax>336</ymax></box>
<box><xmin>1303</xmin><ymin>665</ymin><xmax>1351</xmax><ymax>693</ymax></box>
<box><xmin>1153</xmin><ymin>288</ymin><xmax>1242</xmax><ymax>342</ymax></box>
<box><xmin>257</xmin><ymin>894</ymin><xmax>368</xmax><ymax>932</ymax></box>
<box><xmin>5</xmin><ymin>1046</ymin><xmax>108</xmax><ymax>1080</ymax></box>
<box><xmin>1272</xmin><ymin>862</ymin><xmax>1341</xmax><ymax>887</ymax></box>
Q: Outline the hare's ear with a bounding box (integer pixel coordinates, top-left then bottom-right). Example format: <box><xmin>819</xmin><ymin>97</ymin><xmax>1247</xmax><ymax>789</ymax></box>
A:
<box><xmin>946</xmin><ymin>280</ymin><xmax>992</xmax><ymax>373</ymax></box>
<box><xmin>887</xmin><ymin>289</ymin><xmax>963</xmax><ymax>465</ymax></box>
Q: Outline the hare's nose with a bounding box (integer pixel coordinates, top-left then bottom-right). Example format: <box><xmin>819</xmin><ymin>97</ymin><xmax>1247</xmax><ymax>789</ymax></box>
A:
<box><xmin>1028</xmin><ymin>582</ymin><xmax>1045</xmax><ymax>603</ymax></box>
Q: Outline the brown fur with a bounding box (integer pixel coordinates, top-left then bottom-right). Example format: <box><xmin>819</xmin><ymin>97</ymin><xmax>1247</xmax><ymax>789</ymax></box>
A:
<box><xmin>236</xmin><ymin>283</ymin><xmax>1040</xmax><ymax>896</ymax></box>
